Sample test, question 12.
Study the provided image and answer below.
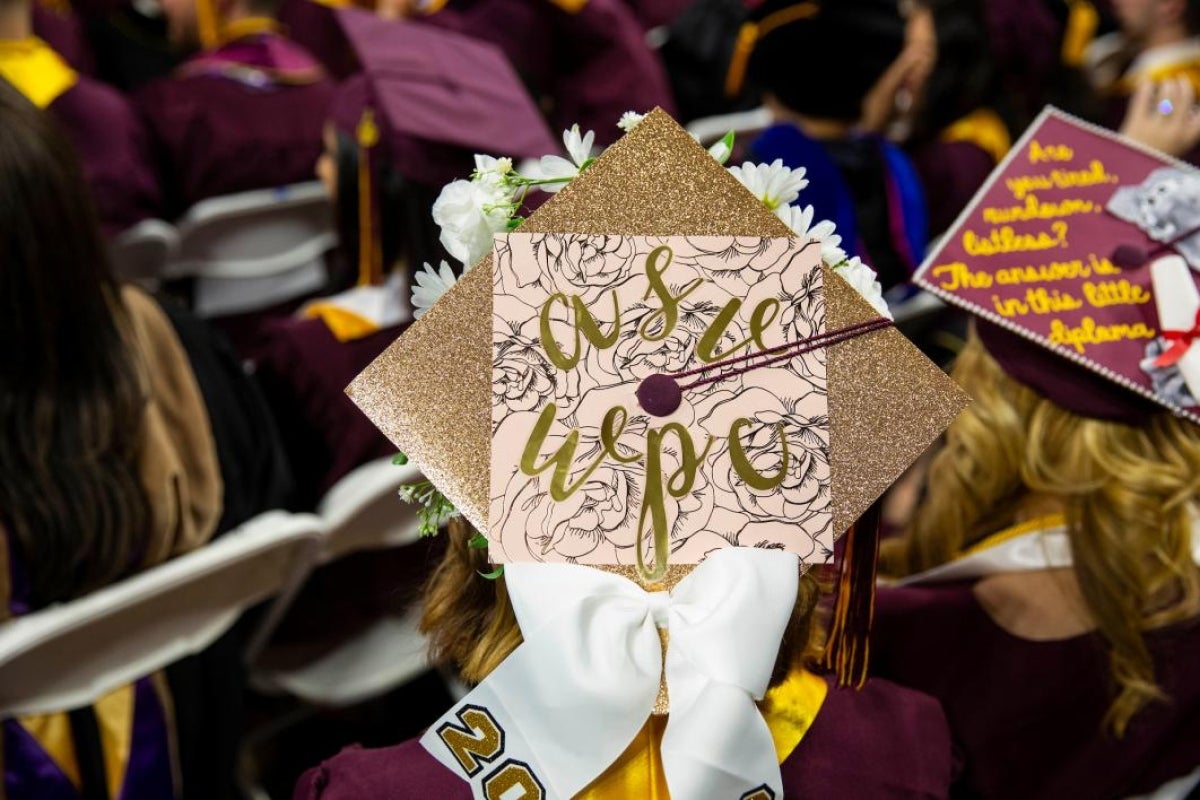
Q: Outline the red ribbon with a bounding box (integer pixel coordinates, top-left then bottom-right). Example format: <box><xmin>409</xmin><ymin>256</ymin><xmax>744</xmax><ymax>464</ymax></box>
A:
<box><xmin>1154</xmin><ymin>308</ymin><xmax>1200</xmax><ymax>368</ymax></box>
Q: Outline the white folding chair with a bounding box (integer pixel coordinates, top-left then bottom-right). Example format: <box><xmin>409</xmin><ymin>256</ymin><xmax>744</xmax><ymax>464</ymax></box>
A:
<box><xmin>165</xmin><ymin>182</ymin><xmax>337</xmax><ymax>318</ymax></box>
<box><xmin>0</xmin><ymin>510</ymin><xmax>322</xmax><ymax>718</ymax></box>
<box><xmin>249</xmin><ymin>459</ymin><xmax>434</xmax><ymax>707</ymax></box>
<box><xmin>686</xmin><ymin>106</ymin><xmax>773</xmax><ymax>147</ymax></box>
<box><xmin>109</xmin><ymin>218</ymin><xmax>179</xmax><ymax>291</ymax></box>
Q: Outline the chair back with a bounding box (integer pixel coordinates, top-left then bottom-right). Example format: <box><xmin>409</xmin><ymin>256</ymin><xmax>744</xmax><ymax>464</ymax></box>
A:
<box><xmin>0</xmin><ymin>511</ymin><xmax>322</xmax><ymax>717</ymax></box>
<box><xmin>317</xmin><ymin>458</ymin><xmax>425</xmax><ymax>564</ymax></box>
<box><xmin>166</xmin><ymin>182</ymin><xmax>337</xmax><ymax>317</ymax></box>
<box><xmin>110</xmin><ymin>218</ymin><xmax>179</xmax><ymax>290</ymax></box>
<box><xmin>685</xmin><ymin>106</ymin><xmax>772</xmax><ymax>146</ymax></box>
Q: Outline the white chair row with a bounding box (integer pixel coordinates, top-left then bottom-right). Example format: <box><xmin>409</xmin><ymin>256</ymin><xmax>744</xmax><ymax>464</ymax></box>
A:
<box><xmin>247</xmin><ymin>457</ymin><xmax>431</xmax><ymax>707</ymax></box>
<box><xmin>0</xmin><ymin>457</ymin><xmax>427</xmax><ymax>719</ymax></box>
<box><xmin>110</xmin><ymin>181</ymin><xmax>337</xmax><ymax>318</ymax></box>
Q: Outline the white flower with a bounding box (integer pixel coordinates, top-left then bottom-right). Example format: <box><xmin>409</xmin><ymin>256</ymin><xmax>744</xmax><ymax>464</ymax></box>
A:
<box><xmin>617</xmin><ymin>111</ymin><xmax>645</xmax><ymax>132</ymax></box>
<box><xmin>473</xmin><ymin>154</ymin><xmax>513</xmax><ymax>186</ymax></box>
<box><xmin>777</xmin><ymin>204</ymin><xmax>847</xmax><ymax>265</ymax></box>
<box><xmin>411</xmin><ymin>260</ymin><xmax>459</xmax><ymax>319</ymax></box>
<box><xmin>534</xmin><ymin>124</ymin><xmax>596</xmax><ymax>192</ymax></box>
<box><xmin>431</xmin><ymin>178</ymin><xmax>513</xmax><ymax>268</ymax></box>
<box><xmin>834</xmin><ymin>257</ymin><xmax>892</xmax><ymax>320</ymax></box>
<box><xmin>728</xmin><ymin>159</ymin><xmax>808</xmax><ymax>211</ymax></box>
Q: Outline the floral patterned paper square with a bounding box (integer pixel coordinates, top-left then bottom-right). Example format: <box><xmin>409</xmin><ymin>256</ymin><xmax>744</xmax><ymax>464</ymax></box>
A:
<box><xmin>489</xmin><ymin>233</ymin><xmax>832</xmax><ymax>574</ymax></box>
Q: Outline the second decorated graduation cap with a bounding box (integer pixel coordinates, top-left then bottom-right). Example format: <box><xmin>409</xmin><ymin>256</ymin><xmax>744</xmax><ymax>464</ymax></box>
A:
<box><xmin>915</xmin><ymin>106</ymin><xmax>1200</xmax><ymax>424</ymax></box>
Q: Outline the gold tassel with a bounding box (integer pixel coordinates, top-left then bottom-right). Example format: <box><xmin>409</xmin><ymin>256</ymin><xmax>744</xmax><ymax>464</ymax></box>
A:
<box><xmin>820</xmin><ymin>498</ymin><xmax>882</xmax><ymax>689</ymax></box>
<box><xmin>355</xmin><ymin>108</ymin><xmax>382</xmax><ymax>287</ymax></box>
<box><xmin>724</xmin><ymin>22</ymin><xmax>759</xmax><ymax>98</ymax></box>
<box><xmin>725</xmin><ymin>2</ymin><xmax>820</xmax><ymax>98</ymax></box>
<box><xmin>196</xmin><ymin>0</ymin><xmax>222</xmax><ymax>51</ymax></box>
<box><xmin>1061</xmin><ymin>0</ymin><xmax>1099</xmax><ymax>68</ymax></box>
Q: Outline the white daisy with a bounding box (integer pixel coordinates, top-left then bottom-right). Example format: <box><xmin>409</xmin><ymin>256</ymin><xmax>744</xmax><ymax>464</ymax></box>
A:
<box><xmin>834</xmin><ymin>257</ymin><xmax>892</xmax><ymax>320</ymax></box>
<box><xmin>617</xmin><ymin>111</ymin><xmax>645</xmax><ymax>132</ymax></box>
<box><xmin>534</xmin><ymin>124</ymin><xmax>596</xmax><ymax>192</ymax></box>
<box><xmin>777</xmin><ymin>204</ymin><xmax>846</xmax><ymax>264</ymax></box>
<box><xmin>411</xmin><ymin>261</ymin><xmax>459</xmax><ymax>319</ymax></box>
<box><xmin>728</xmin><ymin>159</ymin><xmax>809</xmax><ymax>211</ymax></box>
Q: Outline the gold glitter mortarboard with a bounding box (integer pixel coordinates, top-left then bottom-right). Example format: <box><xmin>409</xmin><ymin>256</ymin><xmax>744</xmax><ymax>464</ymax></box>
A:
<box><xmin>348</xmin><ymin>107</ymin><xmax>967</xmax><ymax>560</ymax></box>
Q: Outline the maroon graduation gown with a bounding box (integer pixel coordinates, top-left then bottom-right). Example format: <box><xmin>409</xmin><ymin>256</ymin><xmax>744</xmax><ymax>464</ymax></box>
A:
<box><xmin>132</xmin><ymin>37</ymin><xmax>335</xmax><ymax>216</ymax></box>
<box><xmin>292</xmin><ymin>676</ymin><xmax>955</xmax><ymax>799</ymax></box>
<box><xmin>32</xmin><ymin>3</ymin><xmax>95</xmax><ymax>73</ymax></box>
<box><xmin>907</xmin><ymin>139</ymin><xmax>997</xmax><ymax>239</ymax></box>
<box><xmin>275</xmin><ymin>0</ymin><xmax>358</xmax><ymax>80</ymax></box>
<box><xmin>872</xmin><ymin>582</ymin><xmax>1200</xmax><ymax>799</ymax></box>
<box><xmin>50</xmin><ymin>77</ymin><xmax>163</xmax><ymax>235</ymax></box>
<box><xmin>254</xmin><ymin>315</ymin><xmax>401</xmax><ymax>504</ymax></box>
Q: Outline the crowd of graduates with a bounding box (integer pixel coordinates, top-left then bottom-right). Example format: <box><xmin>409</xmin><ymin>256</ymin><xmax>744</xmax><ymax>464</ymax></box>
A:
<box><xmin>5</xmin><ymin>0</ymin><xmax>1200</xmax><ymax>797</ymax></box>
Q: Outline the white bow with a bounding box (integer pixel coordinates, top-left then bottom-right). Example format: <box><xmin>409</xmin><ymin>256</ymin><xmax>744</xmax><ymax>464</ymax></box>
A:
<box><xmin>420</xmin><ymin>547</ymin><xmax>799</xmax><ymax>799</ymax></box>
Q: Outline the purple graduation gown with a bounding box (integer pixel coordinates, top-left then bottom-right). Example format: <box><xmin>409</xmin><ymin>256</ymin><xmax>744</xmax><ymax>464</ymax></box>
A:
<box><xmin>872</xmin><ymin>582</ymin><xmax>1200</xmax><ymax>799</ymax></box>
<box><xmin>3</xmin><ymin>679</ymin><xmax>176</xmax><ymax>800</ymax></box>
<box><xmin>50</xmin><ymin>77</ymin><xmax>163</xmax><ymax>235</ymax></box>
<box><xmin>132</xmin><ymin>33</ymin><xmax>334</xmax><ymax>216</ymax></box>
<box><xmin>292</xmin><ymin>675</ymin><xmax>955</xmax><ymax>799</ymax></box>
<box><xmin>416</xmin><ymin>0</ymin><xmax>676</xmax><ymax>146</ymax></box>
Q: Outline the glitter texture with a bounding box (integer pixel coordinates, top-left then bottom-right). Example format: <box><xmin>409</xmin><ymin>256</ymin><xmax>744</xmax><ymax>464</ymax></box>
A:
<box><xmin>346</xmin><ymin>109</ymin><xmax>970</xmax><ymax>712</ymax></box>
<box><xmin>347</xmin><ymin>108</ymin><xmax>967</xmax><ymax>544</ymax></box>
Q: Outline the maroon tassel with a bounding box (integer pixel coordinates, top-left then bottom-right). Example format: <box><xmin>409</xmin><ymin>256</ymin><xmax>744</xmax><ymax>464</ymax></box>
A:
<box><xmin>821</xmin><ymin>497</ymin><xmax>883</xmax><ymax>689</ymax></box>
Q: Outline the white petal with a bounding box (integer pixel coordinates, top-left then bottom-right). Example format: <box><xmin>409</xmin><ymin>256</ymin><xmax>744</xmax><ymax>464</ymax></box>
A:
<box><xmin>576</xmin><ymin>129</ymin><xmax>596</xmax><ymax>166</ymax></box>
<box><xmin>617</xmin><ymin>111</ymin><xmax>645</xmax><ymax>132</ymax></box>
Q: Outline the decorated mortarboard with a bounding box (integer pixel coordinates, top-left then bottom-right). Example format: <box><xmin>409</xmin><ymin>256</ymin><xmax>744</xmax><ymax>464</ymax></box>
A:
<box><xmin>915</xmin><ymin>106</ymin><xmax>1200</xmax><ymax>424</ymax></box>
<box><xmin>347</xmin><ymin>109</ymin><xmax>967</xmax><ymax>799</ymax></box>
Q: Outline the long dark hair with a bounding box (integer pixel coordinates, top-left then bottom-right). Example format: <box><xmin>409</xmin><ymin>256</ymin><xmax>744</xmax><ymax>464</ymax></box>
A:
<box><xmin>909</xmin><ymin>0</ymin><xmax>999</xmax><ymax>142</ymax></box>
<box><xmin>0</xmin><ymin>79</ymin><xmax>151</xmax><ymax>609</ymax></box>
<box><xmin>332</xmin><ymin>129</ymin><xmax>444</xmax><ymax>291</ymax></box>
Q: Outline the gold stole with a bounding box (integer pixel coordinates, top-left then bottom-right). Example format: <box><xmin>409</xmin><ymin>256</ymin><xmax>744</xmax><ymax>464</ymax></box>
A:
<box><xmin>0</xmin><ymin>37</ymin><xmax>78</xmax><ymax>109</ymax></box>
<box><xmin>939</xmin><ymin>108</ymin><xmax>1013</xmax><ymax>166</ymax></box>
<box><xmin>576</xmin><ymin>668</ymin><xmax>829</xmax><ymax>799</ymax></box>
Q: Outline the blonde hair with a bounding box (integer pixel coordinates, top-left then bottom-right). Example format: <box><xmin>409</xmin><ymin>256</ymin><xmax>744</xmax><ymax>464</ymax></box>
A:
<box><xmin>881</xmin><ymin>329</ymin><xmax>1200</xmax><ymax>735</ymax></box>
<box><xmin>421</xmin><ymin>518</ymin><xmax>826</xmax><ymax>687</ymax></box>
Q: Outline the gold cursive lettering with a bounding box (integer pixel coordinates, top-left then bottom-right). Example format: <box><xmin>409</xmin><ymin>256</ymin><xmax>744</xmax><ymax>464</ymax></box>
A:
<box><xmin>538</xmin><ymin>292</ymin><xmax>621</xmax><ymax>370</ymax></box>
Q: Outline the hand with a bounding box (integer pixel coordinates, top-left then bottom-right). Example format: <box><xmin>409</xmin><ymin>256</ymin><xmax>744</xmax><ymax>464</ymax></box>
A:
<box><xmin>859</xmin><ymin>4</ymin><xmax>936</xmax><ymax>136</ymax></box>
<box><xmin>1119</xmin><ymin>77</ymin><xmax>1200</xmax><ymax>158</ymax></box>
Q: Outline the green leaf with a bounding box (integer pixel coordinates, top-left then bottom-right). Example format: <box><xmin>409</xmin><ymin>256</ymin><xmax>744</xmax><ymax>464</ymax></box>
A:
<box><xmin>392</xmin><ymin>452</ymin><xmax>409</xmax><ymax>466</ymax></box>
<box><xmin>715</xmin><ymin>131</ymin><xmax>736</xmax><ymax>165</ymax></box>
<box><xmin>468</xmin><ymin>532</ymin><xmax>489</xmax><ymax>549</ymax></box>
<box><xmin>478</xmin><ymin>565</ymin><xmax>505</xmax><ymax>580</ymax></box>
<box><xmin>506</xmin><ymin>215</ymin><xmax>525</xmax><ymax>231</ymax></box>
